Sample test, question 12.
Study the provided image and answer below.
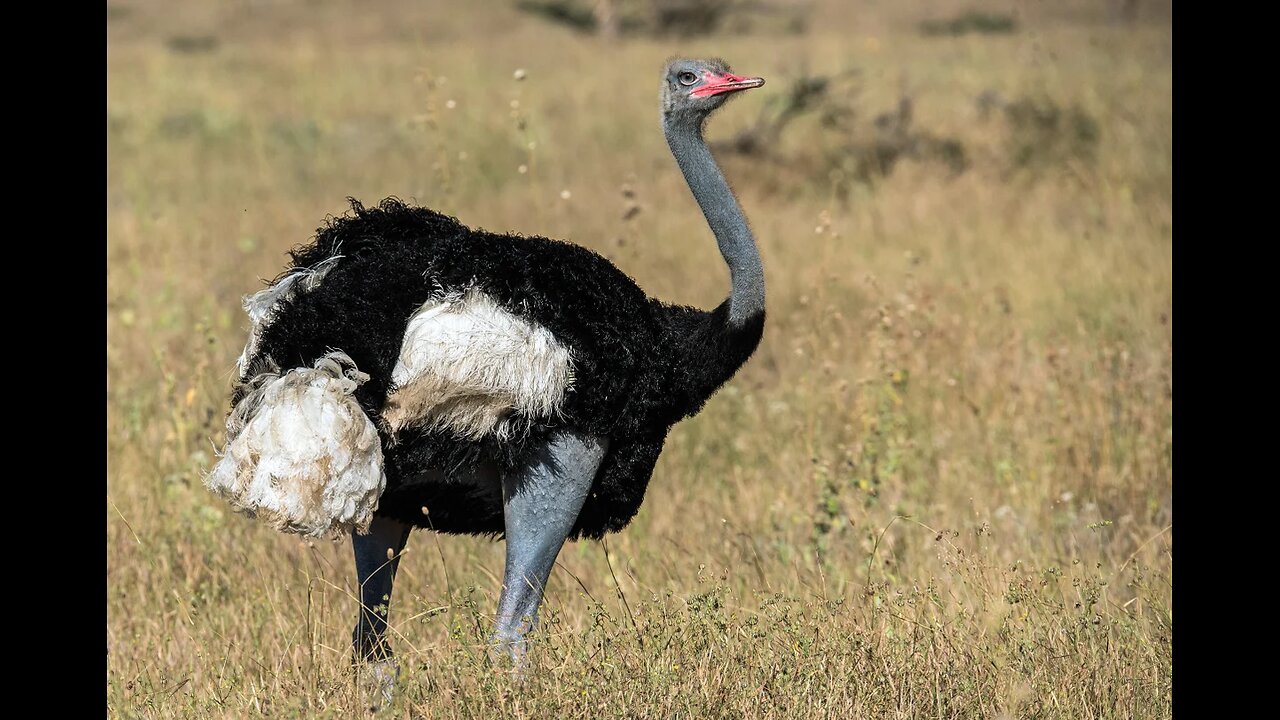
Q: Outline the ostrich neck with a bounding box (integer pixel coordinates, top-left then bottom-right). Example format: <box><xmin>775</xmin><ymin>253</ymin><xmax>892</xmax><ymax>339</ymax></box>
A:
<box><xmin>663</xmin><ymin>118</ymin><xmax>764</xmax><ymax>326</ymax></box>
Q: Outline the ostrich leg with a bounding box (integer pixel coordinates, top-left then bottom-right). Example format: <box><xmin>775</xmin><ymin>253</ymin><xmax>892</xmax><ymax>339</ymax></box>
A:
<box><xmin>352</xmin><ymin>515</ymin><xmax>411</xmax><ymax>702</ymax></box>
<box><xmin>492</xmin><ymin>429</ymin><xmax>609</xmax><ymax>664</ymax></box>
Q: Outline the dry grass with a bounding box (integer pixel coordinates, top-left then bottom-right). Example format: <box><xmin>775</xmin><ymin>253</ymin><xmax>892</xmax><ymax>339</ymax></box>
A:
<box><xmin>106</xmin><ymin>1</ymin><xmax>1172</xmax><ymax>717</ymax></box>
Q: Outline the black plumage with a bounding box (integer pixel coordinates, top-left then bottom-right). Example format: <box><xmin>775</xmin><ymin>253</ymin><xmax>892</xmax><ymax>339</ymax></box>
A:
<box><xmin>240</xmin><ymin>197</ymin><xmax>763</xmax><ymax>539</ymax></box>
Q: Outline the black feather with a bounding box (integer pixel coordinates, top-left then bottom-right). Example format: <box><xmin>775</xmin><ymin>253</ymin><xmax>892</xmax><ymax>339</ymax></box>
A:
<box><xmin>239</xmin><ymin>198</ymin><xmax>764</xmax><ymax>539</ymax></box>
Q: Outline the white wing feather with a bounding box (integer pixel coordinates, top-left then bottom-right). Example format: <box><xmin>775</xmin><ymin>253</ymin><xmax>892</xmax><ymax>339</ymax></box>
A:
<box><xmin>235</xmin><ymin>255</ymin><xmax>343</xmax><ymax>375</ymax></box>
<box><xmin>382</xmin><ymin>288</ymin><xmax>574</xmax><ymax>440</ymax></box>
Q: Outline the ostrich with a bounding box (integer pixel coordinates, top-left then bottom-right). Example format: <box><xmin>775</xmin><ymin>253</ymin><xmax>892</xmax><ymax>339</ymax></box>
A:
<box><xmin>207</xmin><ymin>58</ymin><xmax>767</xmax><ymax>680</ymax></box>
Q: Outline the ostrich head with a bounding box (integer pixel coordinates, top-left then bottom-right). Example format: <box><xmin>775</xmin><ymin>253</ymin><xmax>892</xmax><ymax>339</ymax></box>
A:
<box><xmin>662</xmin><ymin>58</ymin><xmax>765</xmax><ymax>129</ymax></box>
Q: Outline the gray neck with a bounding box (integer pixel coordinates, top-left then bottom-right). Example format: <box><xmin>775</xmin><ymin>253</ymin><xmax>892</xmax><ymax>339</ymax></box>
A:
<box><xmin>663</xmin><ymin>115</ymin><xmax>765</xmax><ymax>325</ymax></box>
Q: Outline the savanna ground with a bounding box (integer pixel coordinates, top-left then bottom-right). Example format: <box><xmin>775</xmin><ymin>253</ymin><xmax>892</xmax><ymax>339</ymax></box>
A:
<box><xmin>106</xmin><ymin>1</ymin><xmax>1173</xmax><ymax>717</ymax></box>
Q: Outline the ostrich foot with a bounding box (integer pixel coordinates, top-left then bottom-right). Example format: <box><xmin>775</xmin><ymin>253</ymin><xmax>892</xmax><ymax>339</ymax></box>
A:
<box><xmin>489</xmin><ymin>631</ymin><xmax>531</xmax><ymax>677</ymax></box>
<box><xmin>356</xmin><ymin>658</ymin><xmax>399</xmax><ymax>711</ymax></box>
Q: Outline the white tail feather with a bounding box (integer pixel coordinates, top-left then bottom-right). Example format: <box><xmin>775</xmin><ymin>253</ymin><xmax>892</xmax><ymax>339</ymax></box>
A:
<box><xmin>208</xmin><ymin>351</ymin><xmax>385</xmax><ymax>539</ymax></box>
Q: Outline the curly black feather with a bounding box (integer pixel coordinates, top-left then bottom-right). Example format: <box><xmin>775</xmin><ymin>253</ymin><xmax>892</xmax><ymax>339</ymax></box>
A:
<box><xmin>239</xmin><ymin>197</ymin><xmax>763</xmax><ymax>539</ymax></box>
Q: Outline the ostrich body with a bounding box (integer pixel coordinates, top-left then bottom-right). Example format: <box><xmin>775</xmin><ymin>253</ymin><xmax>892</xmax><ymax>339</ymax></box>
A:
<box><xmin>208</xmin><ymin>59</ymin><xmax>767</xmax><ymax>675</ymax></box>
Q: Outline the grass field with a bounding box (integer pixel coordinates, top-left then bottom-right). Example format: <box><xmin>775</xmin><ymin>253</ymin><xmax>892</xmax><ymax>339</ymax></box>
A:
<box><xmin>106</xmin><ymin>1</ymin><xmax>1173</xmax><ymax>716</ymax></box>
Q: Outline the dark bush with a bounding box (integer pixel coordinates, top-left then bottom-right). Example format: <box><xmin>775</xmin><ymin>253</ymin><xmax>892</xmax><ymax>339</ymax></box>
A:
<box><xmin>919</xmin><ymin>11</ymin><xmax>1016</xmax><ymax>37</ymax></box>
<box><xmin>714</xmin><ymin>72</ymin><xmax>969</xmax><ymax>192</ymax></box>
<box><xmin>166</xmin><ymin>35</ymin><xmax>220</xmax><ymax>54</ymax></box>
<box><xmin>515</xmin><ymin>0</ymin><xmax>601</xmax><ymax>32</ymax></box>
<box><xmin>1002</xmin><ymin>97</ymin><xmax>1100</xmax><ymax>171</ymax></box>
<box><xmin>515</xmin><ymin>0</ymin><xmax>805</xmax><ymax>38</ymax></box>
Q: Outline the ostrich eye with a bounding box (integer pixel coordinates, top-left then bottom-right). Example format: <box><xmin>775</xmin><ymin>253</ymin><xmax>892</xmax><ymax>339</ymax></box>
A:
<box><xmin>677</xmin><ymin>71</ymin><xmax>698</xmax><ymax>86</ymax></box>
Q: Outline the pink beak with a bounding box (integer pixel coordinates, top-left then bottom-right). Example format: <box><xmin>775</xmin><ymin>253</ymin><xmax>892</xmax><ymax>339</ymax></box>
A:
<box><xmin>690</xmin><ymin>71</ymin><xmax>766</xmax><ymax>98</ymax></box>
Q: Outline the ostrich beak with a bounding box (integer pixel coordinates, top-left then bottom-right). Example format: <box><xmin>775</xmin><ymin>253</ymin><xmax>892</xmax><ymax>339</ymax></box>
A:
<box><xmin>691</xmin><ymin>72</ymin><xmax>766</xmax><ymax>98</ymax></box>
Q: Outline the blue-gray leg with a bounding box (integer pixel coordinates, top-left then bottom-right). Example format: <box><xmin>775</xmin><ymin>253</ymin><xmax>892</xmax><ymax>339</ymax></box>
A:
<box><xmin>353</xmin><ymin>515</ymin><xmax>412</xmax><ymax>659</ymax></box>
<box><xmin>492</xmin><ymin>430</ymin><xmax>609</xmax><ymax>664</ymax></box>
<box><xmin>352</xmin><ymin>515</ymin><xmax>411</xmax><ymax>704</ymax></box>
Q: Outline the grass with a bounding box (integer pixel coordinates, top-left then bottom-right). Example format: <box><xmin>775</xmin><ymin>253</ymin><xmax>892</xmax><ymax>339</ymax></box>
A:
<box><xmin>106</xmin><ymin>1</ymin><xmax>1172</xmax><ymax>717</ymax></box>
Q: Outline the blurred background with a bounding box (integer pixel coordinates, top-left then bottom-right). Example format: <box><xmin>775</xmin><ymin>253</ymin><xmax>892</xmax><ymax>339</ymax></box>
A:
<box><xmin>106</xmin><ymin>1</ymin><xmax>1172</xmax><ymax>716</ymax></box>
